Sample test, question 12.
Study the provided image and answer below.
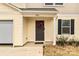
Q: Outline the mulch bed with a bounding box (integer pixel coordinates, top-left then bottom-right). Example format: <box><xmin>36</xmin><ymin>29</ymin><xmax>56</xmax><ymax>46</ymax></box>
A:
<box><xmin>43</xmin><ymin>44</ymin><xmax>79</xmax><ymax>56</ymax></box>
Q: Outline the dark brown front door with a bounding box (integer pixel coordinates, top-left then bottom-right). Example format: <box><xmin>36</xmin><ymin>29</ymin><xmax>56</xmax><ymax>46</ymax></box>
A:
<box><xmin>36</xmin><ymin>21</ymin><xmax>44</xmax><ymax>41</ymax></box>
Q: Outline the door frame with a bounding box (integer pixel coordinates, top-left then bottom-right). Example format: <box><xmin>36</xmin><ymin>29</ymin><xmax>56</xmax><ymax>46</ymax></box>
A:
<box><xmin>35</xmin><ymin>20</ymin><xmax>45</xmax><ymax>42</ymax></box>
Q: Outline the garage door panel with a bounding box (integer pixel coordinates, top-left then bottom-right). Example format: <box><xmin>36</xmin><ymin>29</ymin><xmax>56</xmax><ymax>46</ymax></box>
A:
<box><xmin>0</xmin><ymin>20</ymin><xmax>13</xmax><ymax>44</ymax></box>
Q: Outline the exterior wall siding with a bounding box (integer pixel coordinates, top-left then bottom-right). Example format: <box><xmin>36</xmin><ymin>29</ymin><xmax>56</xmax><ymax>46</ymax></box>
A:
<box><xmin>0</xmin><ymin>3</ymin><xmax>79</xmax><ymax>46</ymax></box>
<box><xmin>23</xmin><ymin>17</ymin><xmax>54</xmax><ymax>42</ymax></box>
<box><xmin>24</xmin><ymin>3</ymin><xmax>79</xmax><ymax>14</ymax></box>
<box><xmin>57</xmin><ymin>14</ymin><xmax>79</xmax><ymax>41</ymax></box>
<box><xmin>0</xmin><ymin>3</ymin><xmax>24</xmax><ymax>46</ymax></box>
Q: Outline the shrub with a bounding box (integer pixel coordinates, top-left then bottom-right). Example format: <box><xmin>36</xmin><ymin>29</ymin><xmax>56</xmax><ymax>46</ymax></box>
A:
<box><xmin>56</xmin><ymin>36</ymin><xmax>68</xmax><ymax>46</ymax></box>
<box><xmin>67</xmin><ymin>38</ymin><xmax>76</xmax><ymax>46</ymax></box>
<box><xmin>67</xmin><ymin>38</ymin><xmax>79</xmax><ymax>46</ymax></box>
<box><xmin>56</xmin><ymin>36</ymin><xmax>79</xmax><ymax>47</ymax></box>
<box><xmin>75</xmin><ymin>41</ymin><xmax>79</xmax><ymax>46</ymax></box>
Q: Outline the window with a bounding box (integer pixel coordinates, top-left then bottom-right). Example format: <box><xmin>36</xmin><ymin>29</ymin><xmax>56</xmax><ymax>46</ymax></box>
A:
<box><xmin>45</xmin><ymin>3</ymin><xmax>53</xmax><ymax>5</ymax></box>
<box><xmin>55</xmin><ymin>3</ymin><xmax>63</xmax><ymax>5</ymax></box>
<box><xmin>58</xmin><ymin>19</ymin><xmax>74</xmax><ymax>35</ymax></box>
<box><xmin>61</xmin><ymin>20</ymin><xmax>71</xmax><ymax>34</ymax></box>
<box><xmin>44</xmin><ymin>3</ymin><xmax>63</xmax><ymax>6</ymax></box>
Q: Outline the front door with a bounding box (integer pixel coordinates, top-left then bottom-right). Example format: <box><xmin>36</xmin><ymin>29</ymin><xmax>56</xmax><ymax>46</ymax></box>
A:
<box><xmin>36</xmin><ymin>21</ymin><xmax>44</xmax><ymax>41</ymax></box>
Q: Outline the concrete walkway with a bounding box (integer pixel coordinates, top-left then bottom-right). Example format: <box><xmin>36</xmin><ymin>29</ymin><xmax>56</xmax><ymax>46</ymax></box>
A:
<box><xmin>0</xmin><ymin>43</ymin><xmax>43</xmax><ymax>56</ymax></box>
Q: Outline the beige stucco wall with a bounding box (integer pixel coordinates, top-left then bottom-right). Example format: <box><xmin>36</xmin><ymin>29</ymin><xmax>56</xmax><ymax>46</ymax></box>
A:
<box><xmin>11</xmin><ymin>3</ymin><xmax>26</xmax><ymax>8</ymax></box>
<box><xmin>0</xmin><ymin>3</ymin><xmax>55</xmax><ymax>46</ymax></box>
<box><xmin>23</xmin><ymin>17</ymin><xmax>54</xmax><ymax>42</ymax></box>
<box><xmin>21</xmin><ymin>3</ymin><xmax>79</xmax><ymax>14</ymax></box>
<box><xmin>23</xmin><ymin>13</ymin><xmax>79</xmax><ymax>43</ymax></box>
<box><xmin>1</xmin><ymin>3</ymin><xmax>79</xmax><ymax>46</ymax></box>
<box><xmin>0</xmin><ymin>3</ymin><xmax>24</xmax><ymax>46</ymax></box>
<box><xmin>23</xmin><ymin>17</ymin><xmax>28</xmax><ymax>44</ymax></box>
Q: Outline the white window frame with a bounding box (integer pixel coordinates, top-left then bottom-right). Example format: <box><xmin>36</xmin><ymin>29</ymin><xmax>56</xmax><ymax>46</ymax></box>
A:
<box><xmin>61</xmin><ymin>20</ymin><xmax>71</xmax><ymax>34</ymax></box>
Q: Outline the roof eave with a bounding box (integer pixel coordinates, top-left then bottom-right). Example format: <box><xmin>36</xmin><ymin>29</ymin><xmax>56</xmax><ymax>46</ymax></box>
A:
<box><xmin>4</xmin><ymin>3</ymin><xmax>22</xmax><ymax>12</ymax></box>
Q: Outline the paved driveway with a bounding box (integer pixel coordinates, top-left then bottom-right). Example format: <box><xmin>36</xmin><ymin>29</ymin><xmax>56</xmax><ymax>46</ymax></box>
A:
<box><xmin>0</xmin><ymin>44</ymin><xmax>43</xmax><ymax>56</ymax></box>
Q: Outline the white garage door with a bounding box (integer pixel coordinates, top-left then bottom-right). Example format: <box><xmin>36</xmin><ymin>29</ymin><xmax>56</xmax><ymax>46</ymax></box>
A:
<box><xmin>0</xmin><ymin>20</ymin><xmax>13</xmax><ymax>44</ymax></box>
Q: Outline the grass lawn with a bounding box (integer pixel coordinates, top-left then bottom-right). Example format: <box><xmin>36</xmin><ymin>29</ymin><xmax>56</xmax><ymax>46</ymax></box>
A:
<box><xmin>43</xmin><ymin>44</ymin><xmax>79</xmax><ymax>56</ymax></box>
